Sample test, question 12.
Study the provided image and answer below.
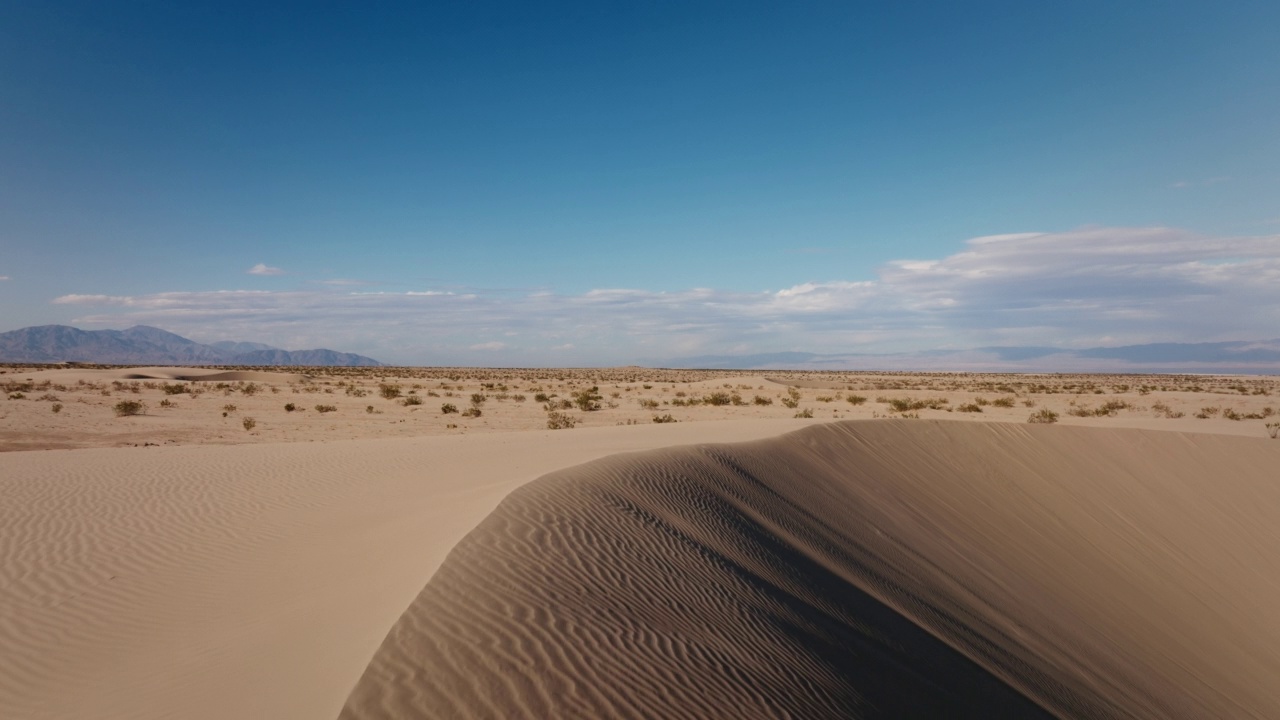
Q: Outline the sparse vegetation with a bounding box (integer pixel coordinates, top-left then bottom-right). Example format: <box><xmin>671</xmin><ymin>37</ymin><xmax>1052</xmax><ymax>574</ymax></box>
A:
<box><xmin>114</xmin><ymin>400</ymin><xmax>146</xmax><ymax>417</ymax></box>
<box><xmin>242</xmin><ymin>417</ymin><xmax>256</xmax><ymax>431</ymax></box>
<box><xmin>379</xmin><ymin>383</ymin><xmax>402</xmax><ymax>400</ymax></box>
<box><xmin>441</xmin><ymin>403</ymin><xmax>458</xmax><ymax>414</ymax></box>
<box><xmin>315</xmin><ymin>404</ymin><xmax>337</xmax><ymax>413</ymax></box>
<box><xmin>402</xmin><ymin>395</ymin><xmax>423</xmax><ymax>406</ymax></box>
<box><xmin>573</xmin><ymin>386</ymin><xmax>602</xmax><ymax>411</ymax></box>
<box><xmin>1028</xmin><ymin>408</ymin><xmax>1059</xmax><ymax>424</ymax></box>
<box><xmin>51</xmin><ymin>403</ymin><xmax>63</xmax><ymax>413</ymax></box>
<box><xmin>651</xmin><ymin>413</ymin><xmax>677</xmax><ymax>423</ymax></box>
<box><xmin>1267</xmin><ymin>422</ymin><xmax>1279</xmax><ymax>439</ymax></box>
<box><xmin>794</xmin><ymin>408</ymin><xmax>814</xmax><ymax>418</ymax></box>
<box><xmin>752</xmin><ymin>395</ymin><xmax>773</xmax><ymax>405</ymax></box>
<box><xmin>546</xmin><ymin>411</ymin><xmax>576</xmax><ymax>429</ymax></box>
<box><xmin>284</xmin><ymin>403</ymin><xmax>297</xmax><ymax>412</ymax></box>
<box><xmin>846</xmin><ymin>394</ymin><xmax>867</xmax><ymax>405</ymax></box>
<box><xmin>638</xmin><ymin>398</ymin><xmax>659</xmax><ymax>409</ymax></box>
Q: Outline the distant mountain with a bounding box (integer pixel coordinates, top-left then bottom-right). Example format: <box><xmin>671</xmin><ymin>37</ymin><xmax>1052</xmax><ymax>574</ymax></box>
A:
<box><xmin>662</xmin><ymin>340</ymin><xmax>1280</xmax><ymax>374</ymax></box>
<box><xmin>0</xmin><ymin>325</ymin><xmax>384</xmax><ymax>366</ymax></box>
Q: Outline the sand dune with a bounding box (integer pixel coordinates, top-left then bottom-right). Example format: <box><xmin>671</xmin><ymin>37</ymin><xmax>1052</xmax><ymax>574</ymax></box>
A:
<box><xmin>343</xmin><ymin>421</ymin><xmax>1280</xmax><ymax>719</ymax></box>
<box><xmin>0</xmin><ymin>420</ymin><xmax>812</xmax><ymax>719</ymax></box>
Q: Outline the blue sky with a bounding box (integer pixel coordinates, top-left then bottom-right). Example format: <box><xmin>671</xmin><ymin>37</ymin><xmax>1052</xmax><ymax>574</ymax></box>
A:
<box><xmin>2</xmin><ymin>1</ymin><xmax>1278</xmax><ymax>365</ymax></box>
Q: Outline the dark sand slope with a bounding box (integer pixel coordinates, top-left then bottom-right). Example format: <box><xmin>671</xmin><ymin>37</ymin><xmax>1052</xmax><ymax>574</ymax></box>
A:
<box><xmin>342</xmin><ymin>422</ymin><xmax>1280</xmax><ymax>719</ymax></box>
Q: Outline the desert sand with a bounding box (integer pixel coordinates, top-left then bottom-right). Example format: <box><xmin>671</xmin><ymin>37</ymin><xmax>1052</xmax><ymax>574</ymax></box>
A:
<box><xmin>2</xmin><ymin>365</ymin><xmax>1278</xmax><ymax>718</ymax></box>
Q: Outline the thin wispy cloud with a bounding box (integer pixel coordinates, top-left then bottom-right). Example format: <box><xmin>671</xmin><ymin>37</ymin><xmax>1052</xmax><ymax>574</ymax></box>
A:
<box><xmin>247</xmin><ymin>263</ymin><xmax>285</xmax><ymax>276</ymax></box>
<box><xmin>1171</xmin><ymin>177</ymin><xmax>1231</xmax><ymax>189</ymax></box>
<box><xmin>0</xmin><ymin>275</ymin><xmax>9</xmax><ymax>281</ymax></box>
<box><xmin>51</xmin><ymin>227</ymin><xmax>1280</xmax><ymax>365</ymax></box>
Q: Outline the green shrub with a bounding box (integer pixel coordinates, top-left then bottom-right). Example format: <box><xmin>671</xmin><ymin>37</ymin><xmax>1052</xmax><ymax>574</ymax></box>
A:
<box><xmin>573</xmin><ymin>386</ymin><xmax>602</xmax><ymax>411</ymax></box>
<box><xmin>114</xmin><ymin>400</ymin><xmax>146</xmax><ymax>417</ymax></box>
<box><xmin>546</xmin><ymin>411</ymin><xmax>576</xmax><ymax>429</ymax></box>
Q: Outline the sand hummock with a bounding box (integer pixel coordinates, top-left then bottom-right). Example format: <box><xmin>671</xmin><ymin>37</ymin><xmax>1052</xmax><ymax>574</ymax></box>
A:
<box><xmin>342</xmin><ymin>422</ymin><xmax>1280</xmax><ymax>719</ymax></box>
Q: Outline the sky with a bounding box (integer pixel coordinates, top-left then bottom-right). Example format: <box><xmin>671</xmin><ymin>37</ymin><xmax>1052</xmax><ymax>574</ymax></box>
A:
<box><xmin>2</xmin><ymin>1</ymin><xmax>1278</xmax><ymax>366</ymax></box>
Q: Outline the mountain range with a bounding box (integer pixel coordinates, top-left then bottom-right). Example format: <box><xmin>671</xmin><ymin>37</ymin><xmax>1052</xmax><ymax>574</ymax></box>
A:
<box><xmin>663</xmin><ymin>340</ymin><xmax>1280</xmax><ymax>374</ymax></box>
<box><xmin>0</xmin><ymin>325</ymin><xmax>383</xmax><ymax>366</ymax></box>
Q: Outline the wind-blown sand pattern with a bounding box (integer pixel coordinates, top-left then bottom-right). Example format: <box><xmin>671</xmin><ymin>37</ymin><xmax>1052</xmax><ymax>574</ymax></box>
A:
<box><xmin>343</xmin><ymin>422</ymin><xmax>1280</xmax><ymax>719</ymax></box>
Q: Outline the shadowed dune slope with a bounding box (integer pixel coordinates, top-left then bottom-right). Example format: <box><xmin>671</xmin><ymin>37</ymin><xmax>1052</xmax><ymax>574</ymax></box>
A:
<box><xmin>341</xmin><ymin>422</ymin><xmax>1280</xmax><ymax>719</ymax></box>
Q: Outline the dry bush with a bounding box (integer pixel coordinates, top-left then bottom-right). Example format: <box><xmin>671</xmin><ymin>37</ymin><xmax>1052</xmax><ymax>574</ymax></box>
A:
<box><xmin>1028</xmin><ymin>408</ymin><xmax>1059</xmax><ymax>424</ymax></box>
<box><xmin>113</xmin><ymin>400</ymin><xmax>146</xmax><ymax>417</ymax></box>
<box><xmin>546</xmin><ymin>411</ymin><xmax>576</xmax><ymax>430</ymax></box>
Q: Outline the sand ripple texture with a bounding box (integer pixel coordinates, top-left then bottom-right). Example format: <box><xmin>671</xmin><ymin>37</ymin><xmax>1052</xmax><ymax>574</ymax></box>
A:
<box><xmin>343</xmin><ymin>421</ymin><xmax>1280</xmax><ymax>719</ymax></box>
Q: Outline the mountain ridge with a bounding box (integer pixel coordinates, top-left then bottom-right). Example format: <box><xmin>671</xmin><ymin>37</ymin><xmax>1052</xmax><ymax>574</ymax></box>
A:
<box><xmin>0</xmin><ymin>325</ymin><xmax>383</xmax><ymax>366</ymax></box>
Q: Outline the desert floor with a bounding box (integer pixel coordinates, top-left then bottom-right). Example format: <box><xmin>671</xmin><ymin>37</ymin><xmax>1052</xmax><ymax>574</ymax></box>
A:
<box><xmin>2</xmin><ymin>365</ymin><xmax>1278</xmax><ymax>719</ymax></box>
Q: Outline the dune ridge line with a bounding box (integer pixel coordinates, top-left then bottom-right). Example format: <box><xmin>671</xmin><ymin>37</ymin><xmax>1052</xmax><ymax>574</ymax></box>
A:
<box><xmin>343</xmin><ymin>421</ymin><xmax>1280</xmax><ymax>719</ymax></box>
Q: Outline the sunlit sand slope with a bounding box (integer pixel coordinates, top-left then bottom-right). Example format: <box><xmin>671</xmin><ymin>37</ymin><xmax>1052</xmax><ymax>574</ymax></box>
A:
<box><xmin>343</xmin><ymin>421</ymin><xmax>1280</xmax><ymax>719</ymax></box>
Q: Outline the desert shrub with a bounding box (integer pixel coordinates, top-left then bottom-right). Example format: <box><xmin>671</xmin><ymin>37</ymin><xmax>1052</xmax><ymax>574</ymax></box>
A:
<box><xmin>546</xmin><ymin>411</ymin><xmax>576</xmax><ymax>429</ymax></box>
<box><xmin>1096</xmin><ymin>400</ymin><xmax>1129</xmax><ymax>416</ymax></box>
<box><xmin>992</xmin><ymin>397</ymin><xmax>1016</xmax><ymax>408</ymax></box>
<box><xmin>1151</xmin><ymin>401</ymin><xmax>1184</xmax><ymax>419</ymax></box>
<box><xmin>846</xmin><ymin>394</ymin><xmax>867</xmax><ymax>405</ymax></box>
<box><xmin>572</xmin><ymin>386</ymin><xmax>602</xmax><ymax>411</ymax></box>
<box><xmin>752</xmin><ymin>395</ymin><xmax>773</xmax><ymax>406</ymax></box>
<box><xmin>703</xmin><ymin>392</ymin><xmax>732</xmax><ymax>406</ymax></box>
<box><xmin>441</xmin><ymin>403</ymin><xmax>459</xmax><ymax>414</ymax></box>
<box><xmin>36</xmin><ymin>393</ymin><xmax>60</xmax><ymax>402</ymax></box>
<box><xmin>1028</xmin><ymin>408</ymin><xmax>1059</xmax><ymax>424</ymax></box>
<box><xmin>315</xmin><ymin>404</ymin><xmax>337</xmax><ymax>413</ymax></box>
<box><xmin>346</xmin><ymin>386</ymin><xmax>368</xmax><ymax>397</ymax></box>
<box><xmin>1222</xmin><ymin>409</ymin><xmax>1243</xmax><ymax>421</ymax></box>
<box><xmin>8</xmin><ymin>392</ymin><xmax>25</xmax><ymax>400</ymax></box>
<box><xmin>159</xmin><ymin>398</ymin><xmax>175</xmax><ymax>408</ymax></box>
<box><xmin>379</xmin><ymin>383</ymin><xmax>402</xmax><ymax>399</ymax></box>
<box><xmin>242</xmin><ymin>417</ymin><xmax>256</xmax><ymax>431</ymax></box>
<box><xmin>957</xmin><ymin>403</ymin><xmax>983</xmax><ymax>413</ymax></box>
<box><xmin>366</xmin><ymin>405</ymin><xmax>375</xmax><ymax>414</ymax></box>
<box><xmin>638</xmin><ymin>398</ymin><xmax>659</xmax><ymax>409</ymax></box>
<box><xmin>402</xmin><ymin>395</ymin><xmax>423</xmax><ymax>406</ymax></box>
<box><xmin>223</xmin><ymin>404</ymin><xmax>238</xmax><ymax>413</ymax></box>
<box><xmin>51</xmin><ymin>403</ymin><xmax>63</xmax><ymax>413</ymax></box>
<box><xmin>816</xmin><ymin>395</ymin><xmax>834</xmax><ymax>403</ymax></box>
<box><xmin>652</xmin><ymin>413</ymin><xmax>678</xmax><ymax>423</ymax></box>
<box><xmin>284</xmin><ymin>403</ymin><xmax>297</xmax><ymax>412</ymax></box>
<box><xmin>1266</xmin><ymin>422</ymin><xmax>1280</xmax><ymax>439</ymax></box>
<box><xmin>1195</xmin><ymin>407</ymin><xmax>1221</xmax><ymax>419</ymax></box>
<box><xmin>161</xmin><ymin>382</ymin><xmax>187</xmax><ymax>395</ymax></box>
<box><xmin>470</xmin><ymin>393</ymin><xmax>487</xmax><ymax>407</ymax></box>
<box><xmin>534</xmin><ymin>392</ymin><xmax>550</xmax><ymax>402</ymax></box>
<box><xmin>512</xmin><ymin>394</ymin><xmax>526</xmax><ymax>402</ymax></box>
<box><xmin>114</xmin><ymin>400</ymin><xmax>146</xmax><ymax>417</ymax></box>
<box><xmin>462</xmin><ymin>407</ymin><xmax>482</xmax><ymax>418</ymax></box>
<box><xmin>730</xmin><ymin>393</ymin><xmax>748</xmax><ymax>406</ymax></box>
<box><xmin>781</xmin><ymin>397</ymin><xmax>799</xmax><ymax>409</ymax></box>
<box><xmin>794</xmin><ymin>408</ymin><xmax>814</xmax><ymax>419</ymax></box>
<box><xmin>241</xmin><ymin>383</ymin><xmax>260</xmax><ymax>396</ymax></box>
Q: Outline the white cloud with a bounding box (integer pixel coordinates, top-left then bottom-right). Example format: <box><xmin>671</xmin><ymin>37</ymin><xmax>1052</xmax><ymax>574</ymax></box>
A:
<box><xmin>49</xmin><ymin>227</ymin><xmax>1280</xmax><ymax>365</ymax></box>
<box><xmin>0</xmin><ymin>275</ymin><xmax>9</xmax><ymax>281</ymax></box>
<box><xmin>247</xmin><ymin>263</ymin><xmax>285</xmax><ymax>276</ymax></box>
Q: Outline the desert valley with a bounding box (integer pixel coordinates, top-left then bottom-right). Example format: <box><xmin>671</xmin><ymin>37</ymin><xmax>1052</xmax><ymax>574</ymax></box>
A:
<box><xmin>2</xmin><ymin>364</ymin><xmax>1278</xmax><ymax>718</ymax></box>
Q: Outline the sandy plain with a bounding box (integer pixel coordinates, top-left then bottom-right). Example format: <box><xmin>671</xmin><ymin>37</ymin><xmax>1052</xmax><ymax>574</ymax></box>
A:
<box><xmin>2</xmin><ymin>364</ymin><xmax>1279</xmax><ymax>719</ymax></box>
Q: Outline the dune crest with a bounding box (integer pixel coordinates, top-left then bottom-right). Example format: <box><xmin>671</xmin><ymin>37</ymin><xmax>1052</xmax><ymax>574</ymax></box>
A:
<box><xmin>343</xmin><ymin>421</ymin><xmax>1280</xmax><ymax>719</ymax></box>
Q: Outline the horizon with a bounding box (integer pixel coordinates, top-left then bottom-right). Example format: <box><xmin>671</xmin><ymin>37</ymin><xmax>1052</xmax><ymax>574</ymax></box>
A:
<box><xmin>2</xmin><ymin>2</ymin><xmax>1278</xmax><ymax>365</ymax></box>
